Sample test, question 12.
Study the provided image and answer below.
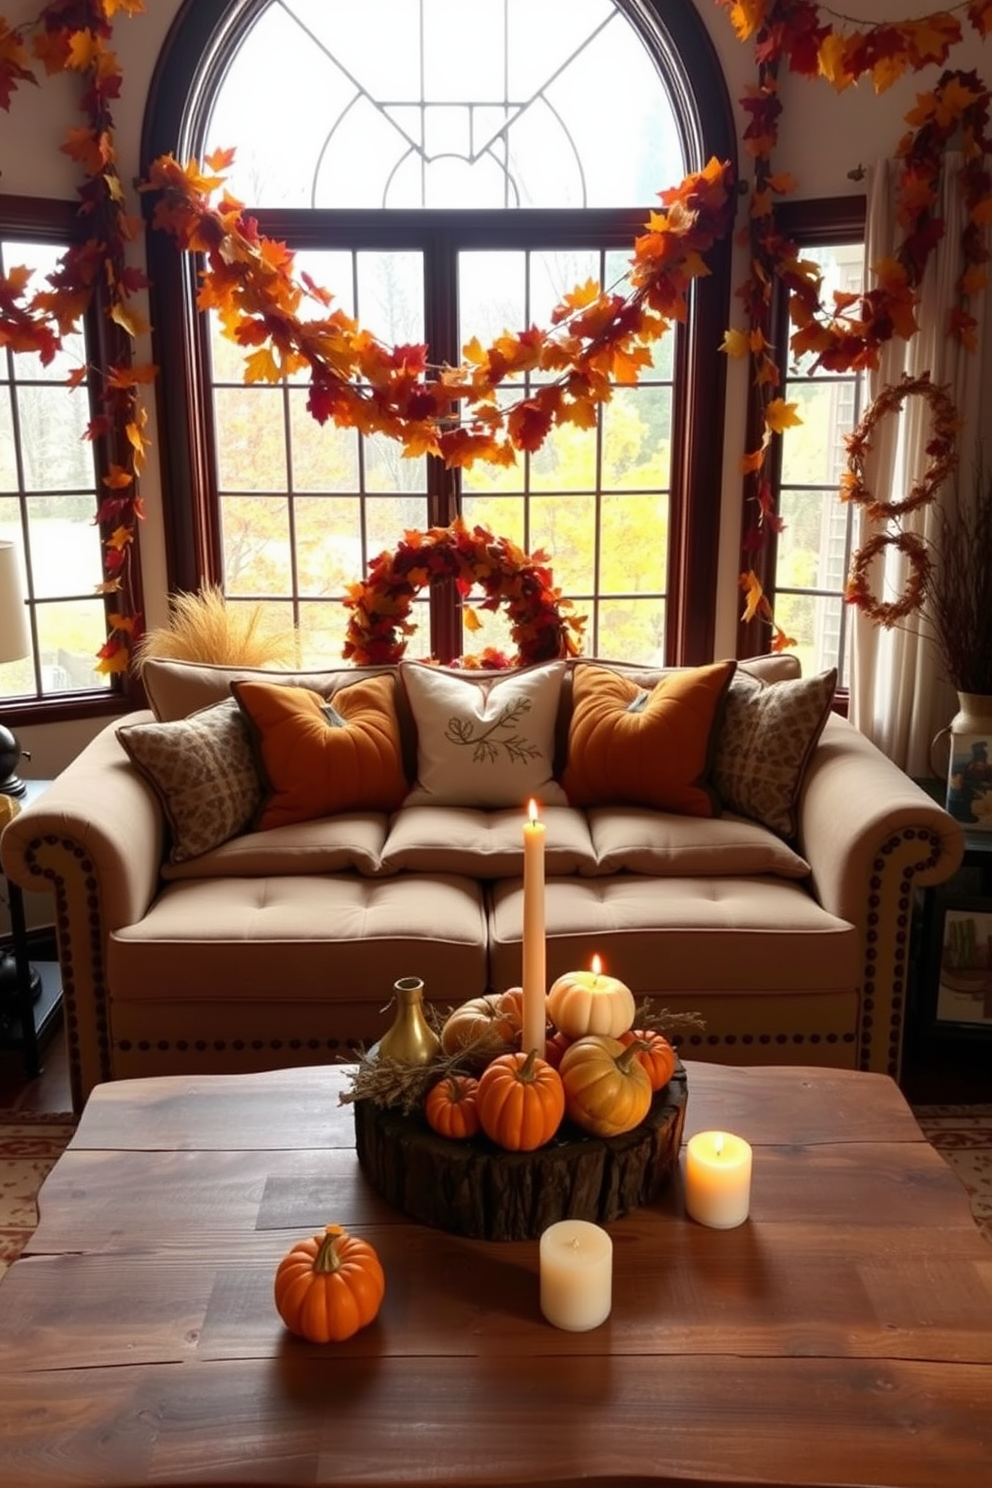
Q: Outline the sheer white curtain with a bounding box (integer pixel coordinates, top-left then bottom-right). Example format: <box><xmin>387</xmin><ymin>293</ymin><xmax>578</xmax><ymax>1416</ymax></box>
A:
<box><xmin>849</xmin><ymin>156</ymin><xmax>992</xmax><ymax>776</ymax></box>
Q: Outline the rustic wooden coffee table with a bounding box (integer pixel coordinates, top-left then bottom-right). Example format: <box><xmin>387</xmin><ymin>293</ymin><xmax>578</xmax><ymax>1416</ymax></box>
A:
<box><xmin>0</xmin><ymin>1062</ymin><xmax>990</xmax><ymax>1487</ymax></box>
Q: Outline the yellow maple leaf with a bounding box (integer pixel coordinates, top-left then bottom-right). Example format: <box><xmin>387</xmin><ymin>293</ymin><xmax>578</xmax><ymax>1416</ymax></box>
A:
<box><xmin>106</xmin><ymin>525</ymin><xmax>133</xmax><ymax>552</ymax></box>
<box><xmin>96</xmin><ymin>648</ymin><xmax>131</xmax><ymax>676</ymax></box>
<box><xmin>739</xmin><ymin>570</ymin><xmax>765</xmax><ymax>624</ymax></box>
<box><xmin>102</xmin><ymin>464</ymin><xmax>134</xmax><ymax>491</ymax></box>
<box><xmin>725</xmin><ymin>0</ymin><xmax>768</xmax><ymax>42</ymax></box>
<box><xmin>463</xmin><ymin>607</ymin><xmax>483</xmax><ymax>633</ymax></box>
<box><xmin>243</xmin><ymin>347</ymin><xmax>280</xmax><ymax>384</ymax></box>
<box><xmin>109</xmin><ymin>299</ymin><xmax>148</xmax><ymax>338</ymax></box>
<box><xmin>764</xmin><ymin>398</ymin><xmax>802</xmax><ymax>434</ymax></box>
<box><xmin>817</xmin><ymin>32</ymin><xmax>857</xmax><ymax>92</ymax></box>
<box><xmin>720</xmin><ymin>327</ymin><xmax>751</xmax><ymax>359</ymax></box>
<box><xmin>871</xmin><ymin>54</ymin><xmax>908</xmax><ymax>95</ymax></box>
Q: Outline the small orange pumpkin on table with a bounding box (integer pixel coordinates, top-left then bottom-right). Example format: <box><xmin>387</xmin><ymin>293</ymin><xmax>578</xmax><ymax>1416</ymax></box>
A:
<box><xmin>619</xmin><ymin>1028</ymin><xmax>677</xmax><ymax>1091</ymax></box>
<box><xmin>424</xmin><ymin>1073</ymin><xmax>481</xmax><ymax>1139</ymax></box>
<box><xmin>476</xmin><ymin>1048</ymin><xmax>565</xmax><ymax>1151</ymax></box>
<box><xmin>274</xmin><ymin>1223</ymin><xmax>385</xmax><ymax>1343</ymax></box>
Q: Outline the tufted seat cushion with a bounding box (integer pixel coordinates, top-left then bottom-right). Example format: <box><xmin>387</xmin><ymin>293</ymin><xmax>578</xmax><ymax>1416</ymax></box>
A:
<box><xmin>108</xmin><ymin>872</ymin><xmax>488</xmax><ymax>1048</ymax></box>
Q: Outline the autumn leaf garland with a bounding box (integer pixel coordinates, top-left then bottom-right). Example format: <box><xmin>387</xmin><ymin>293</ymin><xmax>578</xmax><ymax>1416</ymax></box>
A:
<box><xmin>716</xmin><ymin>0</ymin><xmax>992</xmax><ymax>646</ymax></box>
<box><xmin>0</xmin><ymin>0</ymin><xmax>151</xmax><ymax>674</ymax></box>
<box><xmin>143</xmin><ymin>151</ymin><xmax>736</xmax><ymax>469</ymax></box>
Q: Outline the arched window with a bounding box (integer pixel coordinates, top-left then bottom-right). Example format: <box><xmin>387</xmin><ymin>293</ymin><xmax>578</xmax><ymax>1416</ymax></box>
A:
<box><xmin>144</xmin><ymin>0</ymin><xmax>735</xmax><ymax>665</ymax></box>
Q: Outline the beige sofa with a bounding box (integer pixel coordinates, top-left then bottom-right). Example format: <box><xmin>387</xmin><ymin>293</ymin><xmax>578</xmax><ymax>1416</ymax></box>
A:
<box><xmin>1</xmin><ymin>653</ymin><xmax>964</xmax><ymax>1112</ymax></box>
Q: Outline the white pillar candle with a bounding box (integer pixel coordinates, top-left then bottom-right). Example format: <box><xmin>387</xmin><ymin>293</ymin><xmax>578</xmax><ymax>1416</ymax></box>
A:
<box><xmin>684</xmin><ymin>1130</ymin><xmax>752</xmax><ymax>1229</ymax></box>
<box><xmin>539</xmin><ymin>1220</ymin><xmax>613</xmax><ymax>1331</ymax></box>
<box><xmin>521</xmin><ymin>800</ymin><xmax>547</xmax><ymax>1058</ymax></box>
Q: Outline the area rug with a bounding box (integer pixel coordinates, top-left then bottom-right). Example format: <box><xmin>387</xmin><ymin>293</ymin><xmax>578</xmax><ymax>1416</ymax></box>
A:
<box><xmin>912</xmin><ymin>1103</ymin><xmax>992</xmax><ymax>1245</ymax></box>
<box><xmin>0</xmin><ymin>1110</ymin><xmax>76</xmax><ymax>1279</ymax></box>
<box><xmin>1</xmin><ymin>1105</ymin><xmax>991</xmax><ymax>1279</ymax></box>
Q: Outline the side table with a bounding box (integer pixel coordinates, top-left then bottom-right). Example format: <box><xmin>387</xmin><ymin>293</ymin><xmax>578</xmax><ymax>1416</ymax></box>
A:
<box><xmin>903</xmin><ymin>777</ymin><xmax>992</xmax><ymax>1101</ymax></box>
<box><xmin>0</xmin><ymin>778</ymin><xmax>58</xmax><ymax>1080</ymax></box>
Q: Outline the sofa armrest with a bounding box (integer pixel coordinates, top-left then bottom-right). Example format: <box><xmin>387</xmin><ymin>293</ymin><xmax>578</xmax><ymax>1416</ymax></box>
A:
<box><xmin>797</xmin><ymin>714</ymin><xmax>965</xmax><ymax>1075</ymax></box>
<box><xmin>0</xmin><ymin>712</ymin><xmax>164</xmax><ymax>1107</ymax></box>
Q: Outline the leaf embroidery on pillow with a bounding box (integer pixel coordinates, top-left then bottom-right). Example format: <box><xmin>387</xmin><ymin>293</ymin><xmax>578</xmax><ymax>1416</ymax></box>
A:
<box><xmin>444</xmin><ymin>697</ymin><xmax>541</xmax><ymax>764</ymax></box>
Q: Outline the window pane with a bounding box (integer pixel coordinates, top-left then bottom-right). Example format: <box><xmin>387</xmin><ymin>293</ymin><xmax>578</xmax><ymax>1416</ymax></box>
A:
<box><xmin>772</xmin><ymin>237</ymin><xmax>864</xmax><ymax>689</ymax></box>
<box><xmin>25</xmin><ymin>498</ymin><xmax>104</xmax><ymax>598</ymax></box>
<box><xmin>1</xmin><ymin>227</ymin><xmax>110</xmax><ymax>703</ymax></box>
<box><xmin>16</xmin><ymin>384</ymin><xmax>93</xmax><ymax>490</ymax></box>
<box><xmin>34</xmin><ymin>600</ymin><xmax>110</xmax><ymax>693</ymax></box>
<box><xmin>220</xmin><ymin>495</ymin><xmax>292</xmax><ymax>594</ymax></box>
<box><xmin>214</xmin><ymin>388</ymin><xmax>288</xmax><ymax>491</ymax></box>
<box><xmin>295</xmin><ymin>496</ymin><xmax>362</xmax><ymax>595</ymax></box>
<box><xmin>206</xmin><ymin>0</ymin><xmax>685</xmax><ymax>212</ymax></box>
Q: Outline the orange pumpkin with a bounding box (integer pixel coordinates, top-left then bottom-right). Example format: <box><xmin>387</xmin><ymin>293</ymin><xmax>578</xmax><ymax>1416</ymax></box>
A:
<box><xmin>619</xmin><ymin>1029</ymin><xmax>677</xmax><ymax>1091</ymax></box>
<box><xmin>424</xmin><ymin>1074</ymin><xmax>481</xmax><ymax>1139</ymax></box>
<box><xmin>559</xmin><ymin>1035</ymin><xmax>653</xmax><ymax>1137</ymax></box>
<box><xmin>476</xmin><ymin>1048</ymin><xmax>565</xmax><ymax>1151</ymax></box>
<box><xmin>543</xmin><ymin>1029</ymin><xmax>573</xmax><ymax>1070</ymax></box>
<box><xmin>440</xmin><ymin>994</ymin><xmax>518</xmax><ymax>1059</ymax></box>
<box><xmin>274</xmin><ymin>1224</ymin><xmax>385</xmax><ymax>1343</ymax></box>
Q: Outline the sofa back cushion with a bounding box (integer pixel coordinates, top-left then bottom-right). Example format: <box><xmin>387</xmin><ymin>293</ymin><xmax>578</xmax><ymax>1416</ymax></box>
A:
<box><xmin>232</xmin><ymin>674</ymin><xmax>409</xmax><ymax>829</ymax></box>
<box><xmin>560</xmin><ymin>659</ymin><xmax>736</xmax><ymax>814</ymax></box>
<box><xmin>117</xmin><ymin>699</ymin><xmax>262</xmax><ymax>864</ymax></box>
<box><xmin>712</xmin><ymin>667</ymin><xmax>837</xmax><ymax>839</ymax></box>
<box><xmin>401</xmin><ymin>659</ymin><xmax>568</xmax><ymax>807</ymax></box>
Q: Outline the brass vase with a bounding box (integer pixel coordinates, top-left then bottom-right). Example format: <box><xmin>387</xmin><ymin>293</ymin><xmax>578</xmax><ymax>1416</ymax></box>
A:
<box><xmin>378</xmin><ymin>977</ymin><xmax>441</xmax><ymax>1065</ymax></box>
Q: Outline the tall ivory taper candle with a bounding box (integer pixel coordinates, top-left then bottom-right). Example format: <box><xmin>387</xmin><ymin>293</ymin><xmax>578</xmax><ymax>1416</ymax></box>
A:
<box><xmin>521</xmin><ymin>799</ymin><xmax>547</xmax><ymax>1057</ymax></box>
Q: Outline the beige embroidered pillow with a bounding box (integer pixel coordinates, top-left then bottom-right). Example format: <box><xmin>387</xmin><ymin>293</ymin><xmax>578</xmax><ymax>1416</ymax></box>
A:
<box><xmin>117</xmin><ymin>699</ymin><xmax>262</xmax><ymax>864</ymax></box>
<box><xmin>401</xmin><ymin>660</ymin><xmax>568</xmax><ymax>808</ymax></box>
<box><xmin>712</xmin><ymin>668</ymin><xmax>837</xmax><ymax>838</ymax></box>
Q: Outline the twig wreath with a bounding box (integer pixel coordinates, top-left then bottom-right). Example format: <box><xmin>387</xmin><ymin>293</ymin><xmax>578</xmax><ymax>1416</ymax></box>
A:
<box><xmin>841</xmin><ymin>372</ymin><xmax>960</xmax><ymax>522</ymax></box>
<box><xmin>843</xmin><ymin>373</ymin><xmax>959</xmax><ymax>627</ymax></box>
<box><xmin>845</xmin><ymin>529</ymin><xmax>933</xmax><ymax>628</ymax></box>
<box><xmin>341</xmin><ymin>519</ymin><xmax>587</xmax><ymax>668</ymax></box>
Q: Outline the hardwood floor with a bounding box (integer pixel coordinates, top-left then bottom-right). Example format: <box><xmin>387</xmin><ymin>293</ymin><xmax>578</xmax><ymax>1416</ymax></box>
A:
<box><xmin>0</xmin><ymin>1013</ymin><xmax>72</xmax><ymax>1113</ymax></box>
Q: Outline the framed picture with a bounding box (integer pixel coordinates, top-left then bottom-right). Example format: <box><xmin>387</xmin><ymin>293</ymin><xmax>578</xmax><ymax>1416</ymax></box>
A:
<box><xmin>932</xmin><ymin>897</ymin><xmax>992</xmax><ymax>1028</ymax></box>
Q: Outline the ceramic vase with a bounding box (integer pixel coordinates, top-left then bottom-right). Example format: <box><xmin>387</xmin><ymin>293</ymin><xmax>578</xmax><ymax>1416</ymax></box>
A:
<box><xmin>934</xmin><ymin>692</ymin><xmax>992</xmax><ymax>831</ymax></box>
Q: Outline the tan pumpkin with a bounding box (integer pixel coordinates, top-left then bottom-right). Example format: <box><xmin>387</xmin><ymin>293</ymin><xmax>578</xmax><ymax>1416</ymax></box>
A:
<box><xmin>547</xmin><ymin>964</ymin><xmax>635</xmax><ymax>1040</ymax></box>
<box><xmin>440</xmin><ymin>994</ymin><xmax>518</xmax><ymax>1059</ymax></box>
<box><xmin>274</xmin><ymin>1224</ymin><xmax>385</xmax><ymax>1343</ymax></box>
<box><xmin>619</xmin><ymin>1029</ymin><xmax>677</xmax><ymax>1092</ymax></box>
<box><xmin>559</xmin><ymin>1035</ymin><xmax>653</xmax><ymax>1137</ymax></box>
<box><xmin>424</xmin><ymin>1074</ymin><xmax>481</xmax><ymax>1140</ymax></box>
<box><xmin>475</xmin><ymin>1049</ymin><xmax>565</xmax><ymax>1151</ymax></box>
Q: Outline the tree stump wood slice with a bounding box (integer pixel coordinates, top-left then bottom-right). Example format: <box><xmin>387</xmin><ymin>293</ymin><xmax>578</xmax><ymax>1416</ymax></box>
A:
<box><xmin>353</xmin><ymin>1065</ymin><xmax>688</xmax><ymax>1240</ymax></box>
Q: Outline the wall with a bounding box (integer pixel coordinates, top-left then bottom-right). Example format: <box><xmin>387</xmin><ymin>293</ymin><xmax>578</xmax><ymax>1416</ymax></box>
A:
<box><xmin>1</xmin><ymin>0</ymin><xmax>989</xmax><ymax>773</ymax></box>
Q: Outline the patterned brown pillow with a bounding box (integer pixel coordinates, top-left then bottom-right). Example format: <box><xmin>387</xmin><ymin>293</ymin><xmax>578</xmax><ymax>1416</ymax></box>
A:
<box><xmin>712</xmin><ymin>668</ymin><xmax>837</xmax><ymax>839</ymax></box>
<box><xmin>118</xmin><ymin>699</ymin><xmax>262</xmax><ymax>863</ymax></box>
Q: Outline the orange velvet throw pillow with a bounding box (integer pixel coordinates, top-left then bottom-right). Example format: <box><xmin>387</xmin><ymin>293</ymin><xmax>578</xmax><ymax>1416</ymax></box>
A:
<box><xmin>232</xmin><ymin>675</ymin><xmax>408</xmax><ymax>830</ymax></box>
<box><xmin>561</xmin><ymin>660</ymin><xmax>736</xmax><ymax>815</ymax></box>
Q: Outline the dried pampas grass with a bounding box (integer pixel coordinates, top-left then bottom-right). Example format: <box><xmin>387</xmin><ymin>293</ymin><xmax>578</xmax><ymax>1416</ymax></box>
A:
<box><xmin>135</xmin><ymin>585</ymin><xmax>299</xmax><ymax>671</ymax></box>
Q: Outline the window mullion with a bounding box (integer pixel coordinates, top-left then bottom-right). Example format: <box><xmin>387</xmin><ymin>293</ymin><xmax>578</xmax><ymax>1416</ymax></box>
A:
<box><xmin>424</xmin><ymin>223</ymin><xmax>461</xmax><ymax>662</ymax></box>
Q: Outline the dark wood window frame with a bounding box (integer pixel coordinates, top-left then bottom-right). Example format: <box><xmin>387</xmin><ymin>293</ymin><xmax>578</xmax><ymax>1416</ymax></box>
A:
<box><xmin>0</xmin><ymin>194</ymin><xmax>142</xmax><ymax>726</ymax></box>
<box><xmin>736</xmin><ymin>194</ymin><xmax>868</xmax><ymax>690</ymax></box>
<box><xmin>141</xmin><ymin>0</ymin><xmax>737</xmax><ymax>666</ymax></box>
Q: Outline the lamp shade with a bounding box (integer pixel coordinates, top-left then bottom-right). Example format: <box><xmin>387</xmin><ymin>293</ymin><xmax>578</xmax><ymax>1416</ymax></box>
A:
<box><xmin>0</xmin><ymin>541</ymin><xmax>31</xmax><ymax>667</ymax></box>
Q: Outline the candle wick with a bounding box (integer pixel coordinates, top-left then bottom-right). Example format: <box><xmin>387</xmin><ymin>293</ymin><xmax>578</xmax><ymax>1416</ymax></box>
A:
<box><xmin>570</xmin><ymin>1239</ymin><xmax>580</xmax><ymax>1250</ymax></box>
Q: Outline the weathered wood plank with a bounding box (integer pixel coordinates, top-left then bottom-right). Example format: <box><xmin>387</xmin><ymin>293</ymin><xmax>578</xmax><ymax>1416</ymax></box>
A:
<box><xmin>1</xmin><ymin>1356</ymin><xmax>990</xmax><ymax>1488</ymax></box>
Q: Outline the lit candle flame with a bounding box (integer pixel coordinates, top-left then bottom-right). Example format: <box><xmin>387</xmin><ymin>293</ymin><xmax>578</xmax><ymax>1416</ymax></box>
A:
<box><xmin>714</xmin><ymin>1133</ymin><xmax>725</xmax><ymax>1157</ymax></box>
<box><xmin>590</xmin><ymin>953</ymin><xmax>603</xmax><ymax>977</ymax></box>
<box><xmin>528</xmin><ymin>799</ymin><xmax>539</xmax><ymax>826</ymax></box>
